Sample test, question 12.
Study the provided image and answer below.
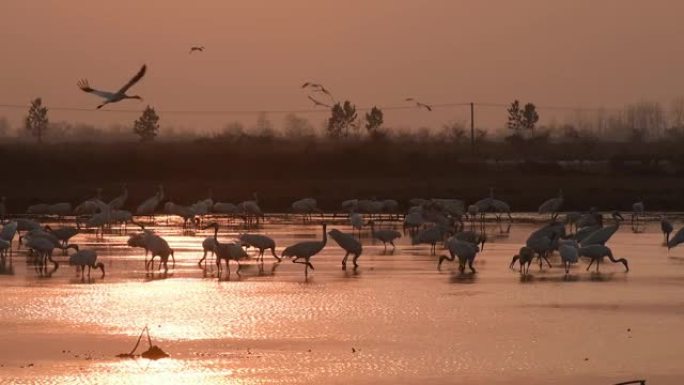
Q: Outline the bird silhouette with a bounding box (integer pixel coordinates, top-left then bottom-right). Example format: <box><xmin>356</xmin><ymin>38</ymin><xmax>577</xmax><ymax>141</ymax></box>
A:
<box><xmin>78</xmin><ymin>65</ymin><xmax>147</xmax><ymax>109</ymax></box>
<box><xmin>308</xmin><ymin>95</ymin><xmax>331</xmax><ymax>108</ymax></box>
<box><xmin>405</xmin><ymin>98</ymin><xmax>433</xmax><ymax>111</ymax></box>
<box><xmin>189</xmin><ymin>46</ymin><xmax>205</xmax><ymax>54</ymax></box>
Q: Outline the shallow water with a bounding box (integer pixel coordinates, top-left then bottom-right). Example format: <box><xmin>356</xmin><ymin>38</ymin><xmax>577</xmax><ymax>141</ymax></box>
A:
<box><xmin>1</xmin><ymin>216</ymin><xmax>683</xmax><ymax>384</ymax></box>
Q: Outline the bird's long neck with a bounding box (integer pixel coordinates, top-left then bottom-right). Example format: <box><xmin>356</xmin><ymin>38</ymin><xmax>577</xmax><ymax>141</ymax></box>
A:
<box><xmin>321</xmin><ymin>226</ymin><xmax>327</xmax><ymax>246</ymax></box>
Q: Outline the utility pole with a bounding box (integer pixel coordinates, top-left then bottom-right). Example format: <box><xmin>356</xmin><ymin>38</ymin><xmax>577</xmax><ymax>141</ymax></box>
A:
<box><xmin>470</xmin><ymin>102</ymin><xmax>475</xmax><ymax>147</ymax></box>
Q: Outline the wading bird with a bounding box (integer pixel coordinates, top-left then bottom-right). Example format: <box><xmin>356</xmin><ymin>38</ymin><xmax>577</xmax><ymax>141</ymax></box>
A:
<box><xmin>661</xmin><ymin>216</ymin><xmax>673</xmax><ymax>245</ymax></box>
<box><xmin>438</xmin><ymin>238</ymin><xmax>479</xmax><ymax>273</ymax></box>
<box><xmin>631</xmin><ymin>200</ymin><xmax>645</xmax><ymax>232</ymax></box>
<box><xmin>538</xmin><ymin>190</ymin><xmax>563</xmax><ymax>220</ymax></box>
<box><xmin>238</xmin><ymin>233</ymin><xmax>281</xmax><ymax>262</ymax></box>
<box><xmin>202</xmin><ymin>223</ymin><xmax>249</xmax><ymax>278</ymax></box>
<box><xmin>510</xmin><ymin>246</ymin><xmax>535</xmax><ymax>276</ymax></box>
<box><xmin>579</xmin><ymin>211</ymin><xmax>623</xmax><ymax>247</ymax></box>
<box><xmin>78</xmin><ymin>65</ymin><xmax>147</xmax><ymax>109</ymax></box>
<box><xmin>136</xmin><ymin>185</ymin><xmax>164</xmax><ymax>217</ymax></box>
<box><xmin>281</xmin><ymin>223</ymin><xmax>327</xmax><ymax>278</ymax></box>
<box><xmin>68</xmin><ymin>245</ymin><xmax>105</xmax><ymax>279</ymax></box>
<box><xmin>369</xmin><ymin>221</ymin><xmax>401</xmax><ymax>252</ymax></box>
<box><xmin>328</xmin><ymin>228</ymin><xmax>362</xmax><ymax>269</ymax></box>
<box><xmin>667</xmin><ymin>226</ymin><xmax>684</xmax><ymax>250</ymax></box>
<box><xmin>578</xmin><ymin>244</ymin><xmax>629</xmax><ymax>272</ymax></box>
<box><xmin>558</xmin><ymin>239</ymin><xmax>579</xmax><ymax>274</ymax></box>
<box><xmin>349</xmin><ymin>213</ymin><xmax>364</xmax><ymax>238</ymax></box>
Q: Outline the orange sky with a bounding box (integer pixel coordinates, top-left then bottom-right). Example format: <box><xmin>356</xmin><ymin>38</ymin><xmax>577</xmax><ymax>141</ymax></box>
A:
<box><xmin>1</xmin><ymin>0</ymin><xmax>683</xmax><ymax>133</ymax></box>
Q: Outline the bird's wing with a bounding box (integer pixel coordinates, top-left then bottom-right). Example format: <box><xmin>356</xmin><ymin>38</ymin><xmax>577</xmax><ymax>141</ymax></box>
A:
<box><xmin>301</xmin><ymin>82</ymin><xmax>310</xmax><ymax>88</ymax></box>
<box><xmin>308</xmin><ymin>95</ymin><xmax>330</xmax><ymax>107</ymax></box>
<box><xmin>117</xmin><ymin>64</ymin><xmax>147</xmax><ymax>94</ymax></box>
<box><xmin>77</xmin><ymin>80</ymin><xmax>116</xmax><ymax>100</ymax></box>
<box><xmin>422</xmin><ymin>103</ymin><xmax>433</xmax><ymax>111</ymax></box>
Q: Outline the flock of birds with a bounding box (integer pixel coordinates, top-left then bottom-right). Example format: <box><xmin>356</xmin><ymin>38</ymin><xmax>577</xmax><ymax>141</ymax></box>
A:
<box><xmin>0</xmin><ymin>186</ymin><xmax>683</xmax><ymax>281</ymax></box>
<box><xmin>76</xmin><ymin>52</ymin><xmax>434</xmax><ymax>113</ymax></box>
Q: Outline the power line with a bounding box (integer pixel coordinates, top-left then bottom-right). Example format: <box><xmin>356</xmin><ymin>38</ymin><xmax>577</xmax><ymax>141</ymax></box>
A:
<box><xmin>0</xmin><ymin>101</ymin><xmax>672</xmax><ymax>115</ymax></box>
<box><xmin>0</xmin><ymin>102</ymin><xmax>471</xmax><ymax>115</ymax></box>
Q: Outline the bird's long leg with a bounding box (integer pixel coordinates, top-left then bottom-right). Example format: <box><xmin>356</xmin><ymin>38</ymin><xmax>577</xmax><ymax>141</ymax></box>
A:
<box><xmin>596</xmin><ymin>258</ymin><xmax>600</xmax><ymax>273</ymax></box>
<box><xmin>199</xmin><ymin>250</ymin><xmax>207</xmax><ymax>268</ymax></box>
<box><xmin>543</xmin><ymin>253</ymin><xmax>552</xmax><ymax>268</ymax></box>
<box><xmin>390</xmin><ymin>240</ymin><xmax>396</xmax><ymax>251</ymax></box>
<box><xmin>270</xmin><ymin>247</ymin><xmax>281</xmax><ymax>262</ymax></box>
<box><xmin>342</xmin><ymin>252</ymin><xmax>349</xmax><ymax>269</ymax></box>
<box><xmin>468</xmin><ymin>257</ymin><xmax>476</xmax><ymax>273</ymax></box>
<box><xmin>353</xmin><ymin>253</ymin><xmax>360</xmax><ymax>268</ymax></box>
<box><xmin>586</xmin><ymin>259</ymin><xmax>594</xmax><ymax>271</ymax></box>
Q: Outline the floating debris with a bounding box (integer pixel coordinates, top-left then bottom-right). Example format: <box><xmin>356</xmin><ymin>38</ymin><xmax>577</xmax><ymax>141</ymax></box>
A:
<box><xmin>116</xmin><ymin>325</ymin><xmax>169</xmax><ymax>360</ymax></box>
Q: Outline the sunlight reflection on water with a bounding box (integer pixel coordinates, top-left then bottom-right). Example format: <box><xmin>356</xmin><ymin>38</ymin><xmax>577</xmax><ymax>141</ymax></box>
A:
<box><xmin>1</xmin><ymin>216</ymin><xmax>684</xmax><ymax>384</ymax></box>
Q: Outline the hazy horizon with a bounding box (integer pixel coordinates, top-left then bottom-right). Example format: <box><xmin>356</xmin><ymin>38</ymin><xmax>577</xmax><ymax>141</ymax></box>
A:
<box><xmin>2</xmin><ymin>0</ymin><xmax>684</xmax><ymax>132</ymax></box>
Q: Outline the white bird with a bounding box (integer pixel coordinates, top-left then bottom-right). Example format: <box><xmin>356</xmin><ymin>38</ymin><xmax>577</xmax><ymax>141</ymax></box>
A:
<box><xmin>328</xmin><ymin>228</ymin><xmax>362</xmax><ymax>269</ymax></box>
<box><xmin>0</xmin><ymin>221</ymin><xmax>18</xmax><ymax>251</ymax></box>
<box><xmin>238</xmin><ymin>233</ymin><xmax>281</xmax><ymax>262</ymax></box>
<box><xmin>403</xmin><ymin>210</ymin><xmax>425</xmax><ymax>235</ymax></box>
<box><xmin>198</xmin><ymin>236</ymin><xmax>218</xmax><ymax>269</ymax></box>
<box><xmin>538</xmin><ymin>190</ymin><xmax>563</xmax><ymax>220</ymax></box>
<box><xmin>164</xmin><ymin>202</ymin><xmax>198</xmax><ymax>228</ymax></box>
<box><xmin>380</xmin><ymin>199</ymin><xmax>399</xmax><ymax>219</ymax></box>
<box><xmin>16</xmin><ymin>218</ymin><xmax>42</xmax><ymax>243</ymax></box>
<box><xmin>661</xmin><ymin>216</ymin><xmax>674</xmax><ymax>245</ymax></box>
<box><xmin>631</xmin><ymin>200</ymin><xmax>645</xmax><ymax>232</ymax></box>
<box><xmin>26</xmin><ymin>203</ymin><xmax>50</xmax><ymax>215</ymax></box>
<box><xmin>109</xmin><ymin>184</ymin><xmax>128</xmax><ymax>210</ymax></box>
<box><xmin>238</xmin><ymin>193</ymin><xmax>263</xmax><ymax>226</ymax></box>
<box><xmin>667</xmin><ymin>226</ymin><xmax>684</xmax><ymax>250</ymax></box>
<box><xmin>580</xmin><ymin>211</ymin><xmax>623</xmax><ymax>247</ymax></box>
<box><xmin>349</xmin><ymin>213</ymin><xmax>364</xmax><ymax>237</ymax></box>
<box><xmin>281</xmin><ymin>223</ymin><xmax>327</xmax><ymax>278</ymax></box>
<box><xmin>202</xmin><ymin>223</ymin><xmax>249</xmax><ymax>278</ymax></box>
<box><xmin>136</xmin><ymin>185</ymin><xmax>164</xmax><ymax>217</ymax></box>
<box><xmin>143</xmin><ymin>233</ymin><xmax>175</xmax><ymax>272</ymax></box>
<box><xmin>25</xmin><ymin>236</ymin><xmax>65</xmax><ymax>272</ymax></box>
<box><xmin>578</xmin><ymin>245</ymin><xmax>629</xmax><ymax>272</ymax></box>
<box><xmin>510</xmin><ymin>246</ymin><xmax>535</xmax><ymax>275</ymax></box>
<box><xmin>369</xmin><ymin>220</ymin><xmax>401</xmax><ymax>251</ymax></box>
<box><xmin>44</xmin><ymin>225</ymin><xmax>79</xmax><ymax>247</ymax></box>
<box><xmin>292</xmin><ymin>198</ymin><xmax>321</xmax><ymax>221</ymax></box>
<box><xmin>78</xmin><ymin>65</ymin><xmax>147</xmax><ymax>109</ymax></box>
<box><xmin>438</xmin><ymin>239</ymin><xmax>479</xmax><ymax>273</ymax></box>
<box><xmin>412</xmin><ymin>225</ymin><xmax>448</xmax><ymax>255</ymax></box>
<box><xmin>68</xmin><ymin>246</ymin><xmax>105</xmax><ymax>279</ymax></box>
<box><xmin>340</xmin><ymin>199</ymin><xmax>359</xmax><ymax>214</ymax></box>
<box><xmin>558</xmin><ymin>239</ymin><xmax>579</xmax><ymax>274</ymax></box>
<box><xmin>451</xmin><ymin>230</ymin><xmax>486</xmax><ymax>251</ymax></box>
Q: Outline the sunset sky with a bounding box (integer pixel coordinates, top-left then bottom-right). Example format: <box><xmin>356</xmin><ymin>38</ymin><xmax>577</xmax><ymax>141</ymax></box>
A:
<box><xmin>1</xmin><ymin>0</ymin><xmax>683</xmax><ymax>133</ymax></box>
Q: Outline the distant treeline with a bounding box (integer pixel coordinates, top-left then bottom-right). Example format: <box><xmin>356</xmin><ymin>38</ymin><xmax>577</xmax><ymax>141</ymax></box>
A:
<box><xmin>1</xmin><ymin>140</ymin><xmax>684</xmax><ymax>213</ymax></box>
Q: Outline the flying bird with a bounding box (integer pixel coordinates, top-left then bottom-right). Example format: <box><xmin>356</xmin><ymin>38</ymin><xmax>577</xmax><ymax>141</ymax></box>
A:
<box><xmin>302</xmin><ymin>82</ymin><xmax>334</xmax><ymax>100</ymax></box>
<box><xmin>78</xmin><ymin>65</ymin><xmax>147</xmax><ymax>109</ymax></box>
<box><xmin>406</xmin><ymin>98</ymin><xmax>433</xmax><ymax>112</ymax></box>
<box><xmin>308</xmin><ymin>95</ymin><xmax>331</xmax><ymax>108</ymax></box>
<box><xmin>189</xmin><ymin>46</ymin><xmax>205</xmax><ymax>54</ymax></box>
